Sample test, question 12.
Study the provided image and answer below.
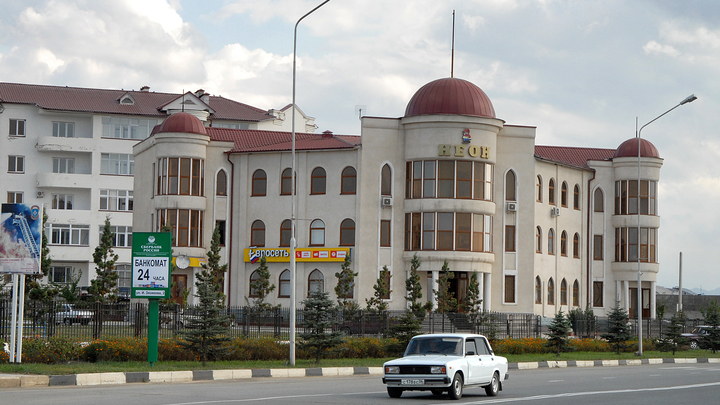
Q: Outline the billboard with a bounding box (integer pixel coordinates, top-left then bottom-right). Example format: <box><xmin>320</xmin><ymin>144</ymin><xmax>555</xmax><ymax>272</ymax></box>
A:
<box><xmin>0</xmin><ymin>203</ymin><xmax>42</xmax><ymax>274</ymax></box>
<box><xmin>243</xmin><ymin>247</ymin><xmax>351</xmax><ymax>263</ymax></box>
<box><xmin>131</xmin><ymin>232</ymin><xmax>172</xmax><ymax>299</ymax></box>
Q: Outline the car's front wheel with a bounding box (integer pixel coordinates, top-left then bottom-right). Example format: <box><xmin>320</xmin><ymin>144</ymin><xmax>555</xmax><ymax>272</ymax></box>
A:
<box><xmin>387</xmin><ymin>387</ymin><xmax>403</xmax><ymax>398</ymax></box>
<box><xmin>689</xmin><ymin>340</ymin><xmax>699</xmax><ymax>350</ymax></box>
<box><xmin>448</xmin><ymin>373</ymin><xmax>463</xmax><ymax>400</ymax></box>
<box><xmin>484</xmin><ymin>372</ymin><xmax>500</xmax><ymax>396</ymax></box>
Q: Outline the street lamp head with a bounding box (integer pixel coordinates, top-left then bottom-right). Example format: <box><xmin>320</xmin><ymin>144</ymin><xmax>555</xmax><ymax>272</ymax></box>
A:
<box><xmin>680</xmin><ymin>94</ymin><xmax>697</xmax><ymax>105</ymax></box>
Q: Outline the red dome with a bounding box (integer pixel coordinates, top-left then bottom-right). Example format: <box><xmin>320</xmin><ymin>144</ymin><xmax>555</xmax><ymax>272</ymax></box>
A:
<box><xmin>154</xmin><ymin>112</ymin><xmax>207</xmax><ymax>135</ymax></box>
<box><xmin>404</xmin><ymin>78</ymin><xmax>495</xmax><ymax>118</ymax></box>
<box><xmin>614</xmin><ymin>138</ymin><xmax>660</xmax><ymax>158</ymax></box>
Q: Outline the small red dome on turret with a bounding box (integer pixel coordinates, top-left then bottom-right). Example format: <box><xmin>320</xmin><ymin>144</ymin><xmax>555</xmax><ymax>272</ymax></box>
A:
<box><xmin>614</xmin><ymin>138</ymin><xmax>660</xmax><ymax>158</ymax></box>
<box><xmin>153</xmin><ymin>112</ymin><xmax>207</xmax><ymax>135</ymax></box>
<box><xmin>404</xmin><ymin>77</ymin><xmax>495</xmax><ymax>118</ymax></box>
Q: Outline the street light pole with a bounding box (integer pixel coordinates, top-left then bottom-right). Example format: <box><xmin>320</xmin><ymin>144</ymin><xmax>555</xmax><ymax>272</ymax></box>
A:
<box><xmin>635</xmin><ymin>94</ymin><xmax>696</xmax><ymax>356</ymax></box>
<box><xmin>290</xmin><ymin>0</ymin><xmax>331</xmax><ymax>367</ymax></box>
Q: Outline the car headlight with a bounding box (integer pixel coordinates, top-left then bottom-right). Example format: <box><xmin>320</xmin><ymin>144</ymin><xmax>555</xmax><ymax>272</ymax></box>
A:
<box><xmin>431</xmin><ymin>366</ymin><xmax>446</xmax><ymax>374</ymax></box>
<box><xmin>385</xmin><ymin>366</ymin><xmax>400</xmax><ymax>374</ymax></box>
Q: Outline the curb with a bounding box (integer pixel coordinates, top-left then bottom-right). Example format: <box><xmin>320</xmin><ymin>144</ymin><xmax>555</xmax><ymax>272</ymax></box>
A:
<box><xmin>2</xmin><ymin>358</ymin><xmax>719</xmax><ymax>389</ymax></box>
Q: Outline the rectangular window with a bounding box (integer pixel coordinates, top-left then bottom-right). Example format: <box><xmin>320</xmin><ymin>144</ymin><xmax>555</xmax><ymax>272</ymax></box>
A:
<box><xmin>405</xmin><ymin>162</ymin><xmax>412</xmax><ymax>199</ymax></box>
<box><xmin>102</xmin><ymin>117</ymin><xmax>157</xmax><ymax>140</ymax></box>
<box><xmin>437</xmin><ymin>212</ymin><xmax>454</xmax><ymax>250</ymax></box>
<box><xmin>505</xmin><ymin>225</ymin><xmax>515</xmax><ymax>252</ymax></box>
<box><xmin>53</xmin><ymin>122</ymin><xmax>75</xmax><ymax>138</ymax></box>
<box><xmin>100</xmin><ymin>189</ymin><xmax>133</xmax><ymax>211</ymax></box>
<box><xmin>158</xmin><ymin>209</ymin><xmax>204</xmax><ymax>247</ymax></box>
<box><xmin>412</xmin><ymin>161</ymin><xmax>422</xmax><ymax>199</ymax></box>
<box><xmin>9</xmin><ymin>119</ymin><xmax>25</xmax><ymax>136</ymax></box>
<box><xmin>423</xmin><ymin>161</ymin><xmax>436</xmax><ymax>198</ymax></box>
<box><xmin>115</xmin><ymin>264</ymin><xmax>132</xmax><ymax>291</ymax></box>
<box><xmin>411</xmin><ymin>212</ymin><xmax>421</xmax><ymax>250</ymax></box>
<box><xmin>593</xmin><ymin>281</ymin><xmax>604</xmax><ymax>307</ymax></box>
<box><xmin>156</xmin><ymin>157</ymin><xmax>204</xmax><ymax>195</ymax></box>
<box><xmin>484</xmin><ymin>215</ymin><xmax>493</xmax><ymax>252</ymax></box>
<box><xmin>473</xmin><ymin>162</ymin><xmax>484</xmax><ymax>200</ymax></box>
<box><xmin>46</xmin><ymin>223</ymin><xmax>90</xmax><ymax>245</ymax></box>
<box><xmin>8</xmin><ymin>156</ymin><xmax>24</xmax><ymax>173</ymax></box>
<box><xmin>52</xmin><ymin>194</ymin><xmax>74</xmax><ymax>210</ymax></box>
<box><xmin>473</xmin><ymin>213</ymin><xmax>484</xmax><ymax>252</ymax></box>
<box><xmin>437</xmin><ymin>161</ymin><xmax>455</xmax><ymax>198</ymax></box>
<box><xmin>593</xmin><ymin>235</ymin><xmax>603</xmax><ymax>260</ymax></box>
<box><xmin>380</xmin><ymin>220</ymin><xmax>391</xmax><ymax>247</ymax></box>
<box><xmin>51</xmin><ymin>266</ymin><xmax>73</xmax><ymax>283</ymax></box>
<box><xmin>422</xmin><ymin>212</ymin><xmax>435</xmax><ymax>250</ymax></box>
<box><xmin>52</xmin><ymin>157</ymin><xmax>75</xmax><ymax>174</ymax></box>
<box><xmin>615</xmin><ymin>227</ymin><xmax>657</xmax><ymax>263</ymax></box>
<box><xmin>504</xmin><ymin>275</ymin><xmax>515</xmax><ymax>303</ymax></box>
<box><xmin>101</xmin><ymin>153</ymin><xmax>134</xmax><ymax>175</ymax></box>
<box><xmin>215</xmin><ymin>220</ymin><xmax>226</xmax><ymax>246</ymax></box>
<box><xmin>100</xmin><ymin>225</ymin><xmax>133</xmax><ymax>248</ymax></box>
<box><xmin>7</xmin><ymin>192</ymin><xmax>23</xmax><ymax>203</ymax></box>
<box><xmin>456</xmin><ymin>161</ymin><xmax>472</xmax><ymax>199</ymax></box>
<box><xmin>455</xmin><ymin>212</ymin><xmax>471</xmax><ymax>250</ymax></box>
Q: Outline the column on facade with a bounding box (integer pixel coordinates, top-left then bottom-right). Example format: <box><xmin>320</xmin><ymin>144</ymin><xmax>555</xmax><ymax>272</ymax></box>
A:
<box><xmin>477</xmin><ymin>272</ymin><xmax>485</xmax><ymax>311</ymax></box>
<box><xmin>623</xmin><ymin>280</ymin><xmax>630</xmax><ymax>312</ymax></box>
<box><xmin>616</xmin><ymin>280</ymin><xmax>621</xmax><ymax>305</ymax></box>
<box><xmin>651</xmin><ymin>281</ymin><xmax>656</xmax><ymax>319</ymax></box>
<box><xmin>431</xmin><ymin>270</ymin><xmax>439</xmax><ymax>308</ymax></box>
<box><xmin>483</xmin><ymin>273</ymin><xmax>492</xmax><ymax>312</ymax></box>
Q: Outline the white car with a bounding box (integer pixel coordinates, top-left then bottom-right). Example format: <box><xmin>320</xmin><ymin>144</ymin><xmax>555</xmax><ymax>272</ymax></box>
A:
<box><xmin>382</xmin><ymin>333</ymin><xmax>509</xmax><ymax>399</ymax></box>
<box><xmin>56</xmin><ymin>304</ymin><xmax>93</xmax><ymax>325</ymax></box>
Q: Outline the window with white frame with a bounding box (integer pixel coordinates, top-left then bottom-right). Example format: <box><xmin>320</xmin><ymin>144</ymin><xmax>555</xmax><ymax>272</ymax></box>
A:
<box><xmin>100</xmin><ymin>225</ymin><xmax>132</xmax><ymax>247</ymax></box>
<box><xmin>8</xmin><ymin>156</ymin><xmax>24</xmax><ymax>173</ymax></box>
<box><xmin>53</xmin><ymin>122</ymin><xmax>75</xmax><ymax>138</ymax></box>
<box><xmin>7</xmin><ymin>192</ymin><xmax>23</xmax><ymax>204</ymax></box>
<box><xmin>100</xmin><ymin>189</ymin><xmax>133</xmax><ymax>211</ymax></box>
<box><xmin>52</xmin><ymin>194</ymin><xmax>74</xmax><ymax>210</ymax></box>
<box><xmin>9</xmin><ymin>119</ymin><xmax>25</xmax><ymax>136</ymax></box>
<box><xmin>46</xmin><ymin>223</ymin><xmax>90</xmax><ymax>245</ymax></box>
<box><xmin>115</xmin><ymin>264</ymin><xmax>132</xmax><ymax>290</ymax></box>
<box><xmin>101</xmin><ymin>153</ymin><xmax>134</xmax><ymax>175</ymax></box>
<box><xmin>53</xmin><ymin>157</ymin><xmax>75</xmax><ymax>173</ymax></box>
<box><xmin>51</xmin><ymin>266</ymin><xmax>73</xmax><ymax>283</ymax></box>
<box><xmin>102</xmin><ymin>117</ymin><xmax>157</xmax><ymax>140</ymax></box>
<box><xmin>156</xmin><ymin>209</ymin><xmax>203</xmax><ymax>247</ymax></box>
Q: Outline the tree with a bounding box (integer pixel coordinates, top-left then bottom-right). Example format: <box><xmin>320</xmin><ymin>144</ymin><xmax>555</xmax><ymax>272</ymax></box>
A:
<box><xmin>405</xmin><ymin>254</ymin><xmax>428</xmax><ymax>316</ymax></box>
<box><xmin>601</xmin><ymin>302</ymin><xmax>633</xmax><ymax>354</ymax></box>
<box><xmin>701</xmin><ymin>301</ymin><xmax>720</xmax><ymax>353</ymax></box>
<box><xmin>658</xmin><ymin>312</ymin><xmax>687</xmax><ymax>354</ymax></box>
<box><xmin>335</xmin><ymin>256</ymin><xmax>359</xmax><ymax>313</ymax></box>
<box><xmin>300</xmin><ymin>289</ymin><xmax>344</xmax><ymax>364</ymax></box>
<box><xmin>55</xmin><ymin>268</ymin><xmax>83</xmax><ymax>303</ymax></box>
<box><xmin>366</xmin><ymin>266</ymin><xmax>391</xmax><ymax>312</ymax></box>
<box><xmin>179</xmin><ymin>226</ymin><xmax>231</xmax><ymax>366</ymax></box>
<box><xmin>249</xmin><ymin>256</ymin><xmax>275</xmax><ymax>310</ymax></box>
<box><xmin>434</xmin><ymin>261</ymin><xmax>457</xmax><ymax>314</ymax></box>
<box><xmin>27</xmin><ymin>211</ymin><xmax>58</xmax><ymax>301</ymax></box>
<box><xmin>88</xmin><ymin>216</ymin><xmax>119</xmax><ymax>302</ymax></box>
<box><xmin>462</xmin><ymin>272</ymin><xmax>484</xmax><ymax>334</ymax></box>
<box><xmin>546</xmin><ymin>311</ymin><xmax>573</xmax><ymax>357</ymax></box>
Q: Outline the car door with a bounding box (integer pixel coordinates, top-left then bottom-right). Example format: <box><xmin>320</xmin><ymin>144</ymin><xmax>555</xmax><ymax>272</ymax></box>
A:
<box><xmin>464</xmin><ymin>338</ymin><xmax>485</xmax><ymax>384</ymax></box>
<box><xmin>474</xmin><ymin>337</ymin><xmax>495</xmax><ymax>384</ymax></box>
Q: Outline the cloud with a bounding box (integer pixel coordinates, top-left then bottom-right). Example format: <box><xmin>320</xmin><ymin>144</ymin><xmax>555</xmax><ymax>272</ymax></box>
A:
<box><xmin>643</xmin><ymin>40</ymin><xmax>681</xmax><ymax>57</ymax></box>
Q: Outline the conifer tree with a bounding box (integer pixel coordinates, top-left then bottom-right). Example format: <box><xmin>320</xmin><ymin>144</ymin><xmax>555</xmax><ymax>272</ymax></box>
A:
<box><xmin>601</xmin><ymin>302</ymin><xmax>633</xmax><ymax>354</ymax></box>
<box><xmin>179</xmin><ymin>225</ymin><xmax>231</xmax><ymax>366</ymax></box>
<box><xmin>28</xmin><ymin>211</ymin><xmax>58</xmax><ymax>301</ymax></box>
<box><xmin>701</xmin><ymin>301</ymin><xmax>720</xmax><ymax>353</ymax></box>
<box><xmin>658</xmin><ymin>312</ymin><xmax>687</xmax><ymax>354</ymax></box>
<box><xmin>434</xmin><ymin>261</ymin><xmax>457</xmax><ymax>314</ymax></box>
<box><xmin>249</xmin><ymin>256</ymin><xmax>275</xmax><ymax>310</ymax></box>
<box><xmin>462</xmin><ymin>272</ymin><xmax>484</xmax><ymax>333</ymax></box>
<box><xmin>335</xmin><ymin>256</ymin><xmax>359</xmax><ymax>313</ymax></box>
<box><xmin>300</xmin><ymin>289</ymin><xmax>343</xmax><ymax>363</ymax></box>
<box><xmin>405</xmin><ymin>253</ymin><xmax>424</xmax><ymax>315</ymax></box>
<box><xmin>89</xmin><ymin>216</ymin><xmax>119</xmax><ymax>302</ymax></box>
<box><xmin>366</xmin><ymin>266</ymin><xmax>391</xmax><ymax>312</ymax></box>
<box><xmin>546</xmin><ymin>310</ymin><xmax>573</xmax><ymax>356</ymax></box>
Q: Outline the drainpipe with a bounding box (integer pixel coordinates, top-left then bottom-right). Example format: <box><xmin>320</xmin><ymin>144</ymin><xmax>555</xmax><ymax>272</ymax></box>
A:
<box><xmin>225</xmin><ymin>151</ymin><xmax>235</xmax><ymax>306</ymax></box>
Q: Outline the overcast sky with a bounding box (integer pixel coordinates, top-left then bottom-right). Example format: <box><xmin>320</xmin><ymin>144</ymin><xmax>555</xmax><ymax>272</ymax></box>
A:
<box><xmin>1</xmin><ymin>0</ymin><xmax>718</xmax><ymax>292</ymax></box>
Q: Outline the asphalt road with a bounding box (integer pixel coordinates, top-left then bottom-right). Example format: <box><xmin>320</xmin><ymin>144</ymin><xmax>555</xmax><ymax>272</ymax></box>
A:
<box><xmin>3</xmin><ymin>363</ymin><xmax>720</xmax><ymax>405</ymax></box>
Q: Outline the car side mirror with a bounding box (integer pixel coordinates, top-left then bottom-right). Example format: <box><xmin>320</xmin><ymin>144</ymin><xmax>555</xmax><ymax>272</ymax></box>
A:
<box><xmin>465</xmin><ymin>351</ymin><xmax>475</xmax><ymax>356</ymax></box>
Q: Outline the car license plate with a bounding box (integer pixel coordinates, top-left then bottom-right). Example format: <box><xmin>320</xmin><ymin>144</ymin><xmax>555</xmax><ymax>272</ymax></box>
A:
<box><xmin>401</xmin><ymin>379</ymin><xmax>424</xmax><ymax>385</ymax></box>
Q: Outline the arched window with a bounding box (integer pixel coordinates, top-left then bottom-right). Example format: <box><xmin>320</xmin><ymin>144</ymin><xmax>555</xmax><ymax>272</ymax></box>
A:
<box><xmin>561</xmin><ymin>231</ymin><xmax>568</xmax><ymax>256</ymax></box>
<box><xmin>594</xmin><ymin>188</ymin><xmax>604</xmax><ymax>212</ymax></box>
<box><xmin>535</xmin><ymin>276</ymin><xmax>542</xmax><ymax>304</ymax></box>
<box><xmin>381</xmin><ymin>164</ymin><xmax>392</xmax><ymax>196</ymax></box>
<box><xmin>216</xmin><ymin>170</ymin><xmax>227</xmax><ymax>196</ymax></box>
<box><xmin>309</xmin><ymin>219</ymin><xmax>325</xmax><ymax>246</ymax></box>
<box><xmin>279</xmin><ymin>219</ymin><xmax>292</xmax><ymax>247</ymax></box>
<box><xmin>252</xmin><ymin>169</ymin><xmax>267</xmax><ymax>196</ymax></box>
<box><xmin>281</xmin><ymin>168</ymin><xmax>294</xmax><ymax>195</ymax></box>
<box><xmin>249</xmin><ymin>271</ymin><xmax>261</xmax><ymax>297</ymax></box>
<box><xmin>573</xmin><ymin>184</ymin><xmax>580</xmax><ymax>209</ymax></box>
<box><xmin>549</xmin><ymin>179</ymin><xmax>556</xmax><ymax>205</ymax></box>
<box><xmin>341</xmin><ymin>166</ymin><xmax>357</xmax><ymax>194</ymax></box>
<box><xmin>339</xmin><ymin>218</ymin><xmax>355</xmax><ymax>246</ymax></box>
<box><xmin>561</xmin><ymin>182</ymin><xmax>568</xmax><ymax>207</ymax></box>
<box><xmin>308</xmin><ymin>269</ymin><xmax>324</xmax><ymax>295</ymax></box>
<box><xmin>505</xmin><ymin>170</ymin><xmax>516</xmax><ymax>201</ymax></box>
<box><xmin>278</xmin><ymin>270</ymin><xmax>290</xmax><ymax>298</ymax></box>
<box><xmin>548</xmin><ymin>228</ymin><xmax>555</xmax><ymax>255</ymax></box>
<box><xmin>251</xmin><ymin>220</ymin><xmax>265</xmax><ymax>247</ymax></box>
<box><xmin>573</xmin><ymin>280</ymin><xmax>580</xmax><ymax>306</ymax></box>
<box><xmin>536</xmin><ymin>226</ymin><xmax>542</xmax><ymax>253</ymax></box>
<box><xmin>560</xmin><ymin>279</ymin><xmax>568</xmax><ymax>305</ymax></box>
<box><xmin>573</xmin><ymin>233</ymin><xmax>580</xmax><ymax>258</ymax></box>
<box><xmin>536</xmin><ymin>175</ymin><xmax>543</xmax><ymax>202</ymax></box>
<box><xmin>311</xmin><ymin>167</ymin><xmax>326</xmax><ymax>195</ymax></box>
<box><xmin>548</xmin><ymin>278</ymin><xmax>555</xmax><ymax>305</ymax></box>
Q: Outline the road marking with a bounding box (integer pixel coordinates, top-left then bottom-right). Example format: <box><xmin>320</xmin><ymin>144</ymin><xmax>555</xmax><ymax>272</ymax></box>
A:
<box><xmin>548</xmin><ymin>380</ymin><xmax>564</xmax><ymax>383</ymax></box>
<box><xmin>601</xmin><ymin>377</ymin><xmax>615</xmax><ymax>379</ymax></box>
<box><xmin>160</xmin><ymin>390</ymin><xmax>386</xmax><ymax>405</ymax></box>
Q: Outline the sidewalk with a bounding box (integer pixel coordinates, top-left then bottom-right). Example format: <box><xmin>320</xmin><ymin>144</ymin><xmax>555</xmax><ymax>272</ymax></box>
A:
<box><xmin>2</xmin><ymin>357</ymin><xmax>719</xmax><ymax>389</ymax></box>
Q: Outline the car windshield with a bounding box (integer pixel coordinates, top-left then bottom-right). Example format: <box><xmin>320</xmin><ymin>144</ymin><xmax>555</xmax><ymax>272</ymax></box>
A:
<box><xmin>404</xmin><ymin>337</ymin><xmax>463</xmax><ymax>356</ymax></box>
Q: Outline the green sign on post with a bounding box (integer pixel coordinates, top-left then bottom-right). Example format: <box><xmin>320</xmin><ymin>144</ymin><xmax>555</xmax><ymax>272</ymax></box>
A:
<box><xmin>131</xmin><ymin>232</ymin><xmax>171</xmax><ymax>365</ymax></box>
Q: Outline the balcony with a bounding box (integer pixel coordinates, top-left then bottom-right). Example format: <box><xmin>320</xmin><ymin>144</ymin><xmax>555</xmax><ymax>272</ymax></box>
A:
<box><xmin>36</xmin><ymin>136</ymin><xmax>94</xmax><ymax>153</ymax></box>
<box><xmin>36</xmin><ymin>172</ymin><xmax>93</xmax><ymax>189</ymax></box>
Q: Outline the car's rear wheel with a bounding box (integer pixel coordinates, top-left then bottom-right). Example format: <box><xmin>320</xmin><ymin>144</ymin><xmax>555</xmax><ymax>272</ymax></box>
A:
<box><xmin>485</xmin><ymin>371</ymin><xmax>500</xmax><ymax>396</ymax></box>
<box><xmin>448</xmin><ymin>373</ymin><xmax>463</xmax><ymax>400</ymax></box>
<box><xmin>689</xmin><ymin>340</ymin><xmax>699</xmax><ymax>350</ymax></box>
<box><xmin>387</xmin><ymin>387</ymin><xmax>403</xmax><ymax>398</ymax></box>
<box><xmin>431</xmin><ymin>389</ymin><xmax>444</xmax><ymax>396</ymax></box>
<box><xmin>63</xmin><ymin>318</ymin><xmax>72</xmax><ymax>325</ymax></box>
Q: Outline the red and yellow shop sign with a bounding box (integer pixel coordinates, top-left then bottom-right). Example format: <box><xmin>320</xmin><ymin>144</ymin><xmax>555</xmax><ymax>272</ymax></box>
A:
<box><xmin>243</xmin><ymin>247</ymin><xmax>351</xmax><ymax>263</ymax></box>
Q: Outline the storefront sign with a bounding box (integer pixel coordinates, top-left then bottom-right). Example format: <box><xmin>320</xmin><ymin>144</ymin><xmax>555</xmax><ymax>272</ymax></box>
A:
<box><xmin>244</xmin><ymin>247</ymin><xmax>350</xmax><ymax>263</ymax></box>
<box><xmin>438</xmin><ymin>144</ymin><xmax>490</xmax><ymax>159</ymax></box>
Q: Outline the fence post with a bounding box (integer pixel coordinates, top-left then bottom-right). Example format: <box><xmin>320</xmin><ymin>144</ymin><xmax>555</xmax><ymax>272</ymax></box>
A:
<box><xmin>134</xmin><ymin>302</ymin><xmax>143</xmax><ymax>337</ymax></box>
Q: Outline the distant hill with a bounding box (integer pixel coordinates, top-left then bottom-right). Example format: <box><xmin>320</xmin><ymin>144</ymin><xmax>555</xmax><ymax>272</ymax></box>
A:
<box><xmin>690</xmin><ymin>287</ymin><xmax>720</xmax><ymax>296</ymax></box>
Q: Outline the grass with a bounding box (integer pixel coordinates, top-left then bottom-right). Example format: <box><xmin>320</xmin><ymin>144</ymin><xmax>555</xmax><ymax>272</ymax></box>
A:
<box><xmin>1</xmin><ymin>350</ymin><xmax>719</xmax><ymax>375</ymax></box>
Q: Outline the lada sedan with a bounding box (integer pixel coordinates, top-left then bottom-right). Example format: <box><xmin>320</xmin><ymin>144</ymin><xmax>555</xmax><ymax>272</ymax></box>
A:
<box><xmin>382</xmin><ymin>333</ymin><xmax>508</xmax><ymax>399</ymax></box>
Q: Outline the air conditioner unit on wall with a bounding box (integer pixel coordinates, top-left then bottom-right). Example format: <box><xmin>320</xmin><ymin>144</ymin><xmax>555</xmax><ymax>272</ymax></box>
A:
<box><xmin>36</xmin><ymin>191</ymin><xmax>44</xmax><ymax>198</ymax></box>
<box><xmin>381</xmin><ymin>197</ymin><xmax>393</xmax><ymax>207</ymax></box>
<box><xmin>551</xmin><ymin>207</ymin><xmax>560</xmax><ymax>217</ymax></box>
<box><xmin>506</xmin><ymin>202</ymin><xmax>517</xmax><ymax>212</ymax></box>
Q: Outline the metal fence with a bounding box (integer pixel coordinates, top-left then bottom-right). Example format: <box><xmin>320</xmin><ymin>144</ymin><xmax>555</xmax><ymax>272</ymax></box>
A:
<box><xmin>570</xmin><ymin>317</ymin><xmax>706</xmax><ymax>339</ymax></box>
<box><xmin>0</xmin><ymin>300</ymin><xmax>546</xmax><ymax>342</ymax></box>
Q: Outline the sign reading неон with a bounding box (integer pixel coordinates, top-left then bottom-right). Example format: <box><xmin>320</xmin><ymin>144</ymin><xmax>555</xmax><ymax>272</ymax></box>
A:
<box><xmin>131</xmin><ymin>232</ymin><xmax>172</xmax><ymax>299</ymax></box>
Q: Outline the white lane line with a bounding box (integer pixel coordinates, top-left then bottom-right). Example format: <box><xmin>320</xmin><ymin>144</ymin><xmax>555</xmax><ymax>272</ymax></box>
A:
<box><xmin>160</xmin><ymin>390</ymin><xmax>386</xmax><ymax>405</ymax></box>
<box><xmin>548</xmin><ymin>380</ymin><xmax>564</xmax><ymax>383</ymax></box>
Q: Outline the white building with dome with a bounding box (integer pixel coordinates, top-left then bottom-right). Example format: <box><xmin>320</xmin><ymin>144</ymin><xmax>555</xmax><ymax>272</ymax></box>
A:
<box><xmin>132</xmin><ymin>77</ymin><xmax>663</xmax><ymax>318</ymax></box>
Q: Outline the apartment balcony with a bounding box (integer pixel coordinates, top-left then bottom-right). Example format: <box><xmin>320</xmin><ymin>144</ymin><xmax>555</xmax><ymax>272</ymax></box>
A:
<box><xmin>36</xmin><ymin>136</ymin><xmax>94</xmax><ymax>153</ymax></box>
<box><xmin>36</xmin><ymin>172</ymin><xmax>93</xmax><ymax>189</ymax></box>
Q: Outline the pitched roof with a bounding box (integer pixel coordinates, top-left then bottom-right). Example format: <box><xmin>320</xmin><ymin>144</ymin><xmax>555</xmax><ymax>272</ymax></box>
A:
<box><xmin>0</xmin><ymin>82</ymin><xmax>273</xmax><ymax>122</ymax></box>
<box><xmin>206</xmin><ymin>128</ymin><xmax>360</xmax><ymax>153</ymax></box>
<box><xmin>534</xmin><ymin>145</ymin><xmax>617</xmax><ymax>170</ymax></box>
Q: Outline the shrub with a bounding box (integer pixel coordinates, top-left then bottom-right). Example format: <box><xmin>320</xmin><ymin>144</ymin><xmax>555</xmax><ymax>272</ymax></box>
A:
<box><xmin>81</xmin><ymin>338</ymin><xmax>147</xmax><ymax>362</ymax></box>
<box><xmin>21</xmin><ymin>336</ymin><xmax>82</xmax><ymax>364</ymax></box>
<box><xmin>159</xmin><ymin>337</ymin><xmax>197</xmax><ymax>361</ymax></box>
<box><xmin>568</xmin><ymin>338</ymin><xmax>610</xmax><ymax>352</ymax></box>
<box><xmin>493</xmin><ymin>338</ymin><xmax>547</xmax><ymax>355</ymax></box>
<box><xmin>226</xmin><ymin>337</ymin><xmax>288</xmax><ymax>361</ymax></box>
